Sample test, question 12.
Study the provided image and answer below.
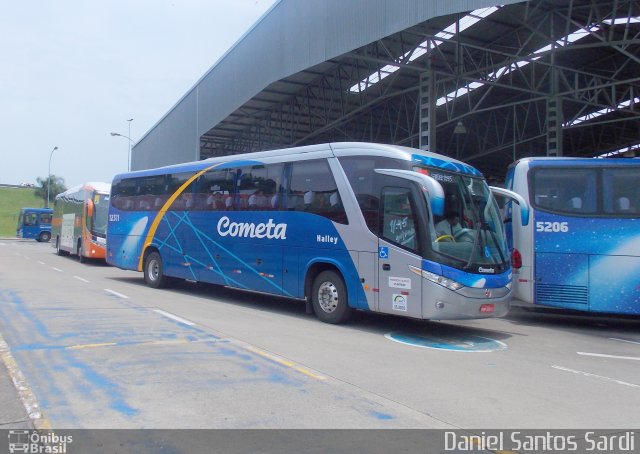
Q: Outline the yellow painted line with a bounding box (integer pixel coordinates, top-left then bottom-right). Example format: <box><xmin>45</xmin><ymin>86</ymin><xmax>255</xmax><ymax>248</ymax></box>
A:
<box><xmin>64</xmin><ymin>338</ymin><xmax>218</xmax><ymax>351</ymax></box>
<box><xmin>0</xmin><ymin>334</ymin><xmax>52</xmax><ymax>430</ymax></box>
<box><xmin>66</xmin><ymin>342</ymin><xmax>118</xmax><ymax>350</ymax></box>
<box><xmin>244</xmin><ymin>345</ymin><xmax>326</xmax><ymax>381</ymax></box>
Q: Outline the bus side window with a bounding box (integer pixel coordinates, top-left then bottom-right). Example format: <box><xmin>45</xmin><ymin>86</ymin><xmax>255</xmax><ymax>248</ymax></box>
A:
<box><xmin>338</xmin><ymin>155</ymin><xmax>403</xmax><ymax>232</ymax></box>
<box><xmin>23</xmin><ymin>213</ymin><xmax>37</xmax><ymax>226</ymax></box>
<box><xmin>287</xmin><ymin>160</ymin><xmax>347</xmax><ymax>224</ymax></box>
<box><xmin>40</xmin><ymin>213</ymin><xmax>52</xmax><ymax>224</ymax></box>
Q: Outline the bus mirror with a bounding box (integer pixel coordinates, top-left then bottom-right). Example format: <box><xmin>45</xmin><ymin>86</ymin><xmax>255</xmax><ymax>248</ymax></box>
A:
<box><xmin>490</xmin><ymin>186</ymin><xmax>530</xmax><ymax>226</ymax></box>
<box><xmin>87</xmin><ymin>199</ymin><xmax>94</xmax><ymax>217</ymax></box>
<box><xmin>374</xmin><ymin>169</ymin><xmax>445</xmax><ymax>216</ymax></box>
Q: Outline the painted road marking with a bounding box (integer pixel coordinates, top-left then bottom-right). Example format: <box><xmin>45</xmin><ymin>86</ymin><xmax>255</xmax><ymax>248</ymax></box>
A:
<box><xmin>385</xmin><ymin>332</ymin><xmax>507</xmax><ymax>352</ymax></box>
<box><xmin>104</xmin><ymin>289</ymin><xmax>129</xmax><ymax>299</ymax></box>
<box><xmin>0</xmin><ymin>333</ymin><xmax>51</xmax><ymax>429</ymax></box>
<box><xmin>17</xmin><ymin>338</ymin><xmax>221</xmax><ymax>352</ymax></box>
<box><xmin>552</xmin><ymin>365</ymin><xmax>640</xmax><ymax>389</ymax></box>
<box><xmin>37</xmin><ymin>261</ymin><xmax>45</xmax><ymax>265</ymax></box>
<box><xmin>73</xmin><ymin>276</ymin><xmax>90</xmax><ymax>283</ymax></box>
<box><xmin>243</xmin><ymin>345</ymin><xmax>326</xmax><ymax>380</ymax></box>
<box><xmin>154</xmin><ymin>309</ymin><xmax>196</xmax><ymax>326</ymax></box>
<box><xmin>52</xmin><ymin>267</ymin><xmax>63</xmax><ymax>273</ymax></box>
<box><xmin>67</xmin><ymin>342</ymin><xmax>117</xmax><ymax>350</ymax></box>
<box><xmin>610</xmin><ymin>337</ymin><xmax>640</xmax><ymax>346</ymax></box>
<box><xmin>577</xmin><ymin>352</ymin><xmax>640</xmax><ymax>361</ymax></box>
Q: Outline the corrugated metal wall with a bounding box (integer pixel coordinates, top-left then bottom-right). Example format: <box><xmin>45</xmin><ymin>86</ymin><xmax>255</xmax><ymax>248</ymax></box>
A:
<box><xmin>132</xmin><ymin>0</ymin><xmax>523</xmax><ymax>170</ymax></box>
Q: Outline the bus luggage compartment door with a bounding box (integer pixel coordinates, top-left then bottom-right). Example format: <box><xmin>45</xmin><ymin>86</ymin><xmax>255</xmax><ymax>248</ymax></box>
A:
<box><xmin>535</xmin><ymin>252</ymin><xmax>588</xmax><ymax>310</ymax></box>
<box><xmin>589</xmin><ymin>255</ymin><xmax>640</xmax><ymax>315</ymax></box>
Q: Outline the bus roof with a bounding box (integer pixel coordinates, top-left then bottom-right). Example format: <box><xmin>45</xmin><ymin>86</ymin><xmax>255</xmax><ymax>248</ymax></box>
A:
<box><xmin>509</xmin><ymin>156</ymin><xmax>640</xmax><ymax>170</ymax></box>
<box><xmin>20</xmin><ymin>207</ymin><xmax>53</xmax><ymax>213</ymax></box>
<box><xmin>113</xmin><ymin>142</ymin><xmax>483</xmax><ymax>181</ymax></box>
<box><xmin>57</xmin><ymin>182</ymin><xmax>111</xmax><ymax>199</ymax></box>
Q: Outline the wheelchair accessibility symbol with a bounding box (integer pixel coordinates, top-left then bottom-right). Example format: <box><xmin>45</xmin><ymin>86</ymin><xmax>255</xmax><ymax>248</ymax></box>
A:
<box><xmin>378</xmin><ymin>247</ymin><xmax>389</xmax><ymax>259</ymax></box>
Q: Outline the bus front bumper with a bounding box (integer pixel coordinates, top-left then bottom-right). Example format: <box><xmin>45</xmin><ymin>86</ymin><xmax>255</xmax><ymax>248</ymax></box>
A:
<box><xmin>423</xmin><ymin>284</ymin><xmax>511</xmax><ymax>320</ymax></box>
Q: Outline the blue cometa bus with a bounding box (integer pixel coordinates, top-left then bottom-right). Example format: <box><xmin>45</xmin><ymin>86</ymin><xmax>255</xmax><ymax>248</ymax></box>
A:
<box><xmin>107</xmin><ymin>142</ymin><xmax>528</xmax><ymax>324</ymax></box>
<box><xmin>505</xmin><ymin>157</ymin><xmax>640</xmax><ymax>315</ymax></box>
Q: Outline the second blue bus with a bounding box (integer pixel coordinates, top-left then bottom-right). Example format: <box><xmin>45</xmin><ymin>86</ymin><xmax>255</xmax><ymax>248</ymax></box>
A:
<box><xmin>505</xmin><ymin>157</ymin><xmax>640</xmax><ymax>315</ymax></box>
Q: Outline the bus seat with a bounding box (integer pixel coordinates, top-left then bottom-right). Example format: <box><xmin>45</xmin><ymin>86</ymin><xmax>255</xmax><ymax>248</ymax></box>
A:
<box><xmin>568</xmin><ymin>197</ymin><xmax>583</xmax><ymax>210</ymax></box>
<box><xmin>616</xmin><ymin>197</ymin><xmax>631</xmax><ymax>212</ymax></box>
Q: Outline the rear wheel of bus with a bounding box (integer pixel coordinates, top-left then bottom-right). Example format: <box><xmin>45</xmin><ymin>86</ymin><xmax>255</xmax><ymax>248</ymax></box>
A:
<box><xmin>56</xmin><ymin>237</ymin><xmax>69</xmax><ymax>256</ymax></box>
<box><xmin>144</xmin><ymin>251</ymin><xmax>170</xmax><ymax>289</ymax></box>
<box><xmin>311</xmin><ymin>270</ymin><xmax>352</xmax><ymax>324</ymax></box>
<box><xmin>77</xmin><ymin>241</ymin><xmax>86</xmax><ymax>263</ymax></box>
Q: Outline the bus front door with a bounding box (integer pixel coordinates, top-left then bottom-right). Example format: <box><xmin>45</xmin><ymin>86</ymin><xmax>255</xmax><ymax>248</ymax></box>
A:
<box><xmin>377</xmin><ymin>183</ymin><xmax>423</xmax><ymax>318</ymax></box>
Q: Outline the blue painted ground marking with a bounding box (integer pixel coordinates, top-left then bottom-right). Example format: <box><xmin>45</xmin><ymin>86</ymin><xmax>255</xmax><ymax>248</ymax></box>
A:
<box><xmin>385</xmin><ymin>332</ymin><xmax>507</xmax><ymax>352</ymax></box>
<box><xmin>370</xmin><ymin>411</ymin><xmax>394</xmax><ymax>420</ymax></box>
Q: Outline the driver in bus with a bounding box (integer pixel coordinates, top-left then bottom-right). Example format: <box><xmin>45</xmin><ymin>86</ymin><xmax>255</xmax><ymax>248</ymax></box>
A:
<box><xmin>435</xmin><ymin>211</ymin><xmax>462</xmax><ymax>239</ymax></box>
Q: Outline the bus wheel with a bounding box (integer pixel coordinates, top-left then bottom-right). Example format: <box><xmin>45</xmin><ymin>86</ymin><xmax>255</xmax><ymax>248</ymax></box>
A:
<box><xmin>144</xmin><ymin>251</ymin><xmax>168</xmax><ymax>289</ymax></box>
<box><xmin>77</xmin><ymin>242</ymin><xmax>86</xmax><ymax>263</ymax></box>
<box><xmin>39</xmin><ymin>231</ymin><xmax>51</xmax><ymax>243</ymax></box>
<box><xmin>56</xmin><ymin>238</ymin><xmax>68</xmax><ymax>256</ymax></box>
<box><xmin>311</xmin><ymin>270</ymin><xmax>352</xmax><ymax>324</ymax></box>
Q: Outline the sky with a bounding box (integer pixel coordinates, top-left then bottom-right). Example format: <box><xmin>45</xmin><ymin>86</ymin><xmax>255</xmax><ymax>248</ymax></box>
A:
<box><xmin>0</xmin><ymin>0</ymin><xmax>278</xmax><ymax>188</ymax></box>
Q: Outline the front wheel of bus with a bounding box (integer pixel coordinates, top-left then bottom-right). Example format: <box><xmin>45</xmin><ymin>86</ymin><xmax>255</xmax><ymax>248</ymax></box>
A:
<box><xmin>311</xmin><ymin>270</ymin><xmax>352</xmax><ymax>324</ymax></box>
<box><xmin>144</xmin><ymin>251</ymin><xmax>168</xmax><ymax>289</ymax></box>
<box><xmin>39</xmin><ymin>231</ymin><xmax>51</xmax><ymax>242</ymax></box>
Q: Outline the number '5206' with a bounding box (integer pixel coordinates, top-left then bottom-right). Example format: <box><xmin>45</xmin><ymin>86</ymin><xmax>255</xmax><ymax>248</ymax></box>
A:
<box><xmin>536</xmin><ymin>221</ymin><xmax>569</xmax><ymax>232</ymax></box>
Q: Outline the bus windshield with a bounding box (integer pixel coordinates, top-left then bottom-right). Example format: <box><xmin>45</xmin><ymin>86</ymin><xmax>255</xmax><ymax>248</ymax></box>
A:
<box><xmin>424</xmin><ymin>170</ymin><xmax>509</xmax><ymax>272</ymax></box>
<box><xmin>90</xmin><ymin>192</ymin><xmax>110</xmax><ymax>237</ymax></box>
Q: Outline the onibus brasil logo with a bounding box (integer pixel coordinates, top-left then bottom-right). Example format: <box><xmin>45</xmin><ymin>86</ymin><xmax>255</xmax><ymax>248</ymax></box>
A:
<box><xmin>8</xmin><ymin>430</ymin><xmax>73</xmax><ymax>454</ymax></box>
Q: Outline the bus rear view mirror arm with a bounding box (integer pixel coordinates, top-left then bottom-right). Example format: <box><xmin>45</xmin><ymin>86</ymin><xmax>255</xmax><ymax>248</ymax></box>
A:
<box><xmin>375</xmin><ymin>169</ymin><xmax>445</xmax><ymax>216</ymax></box>
<box><xmin>490</xmin><ymin>186</ymin><xmax>530</xmax><ymax>226</ymax></box>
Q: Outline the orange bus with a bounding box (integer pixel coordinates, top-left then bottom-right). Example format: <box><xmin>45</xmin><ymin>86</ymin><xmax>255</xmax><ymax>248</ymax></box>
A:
<box><xmin>52</xmin><ymin>182</ymin><xmax>111</xmax><ymax>262</ymax></box>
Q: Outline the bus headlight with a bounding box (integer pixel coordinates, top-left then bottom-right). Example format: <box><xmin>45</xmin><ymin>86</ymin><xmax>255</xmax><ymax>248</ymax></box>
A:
<box><xmin>421</xmin><ymin>270</ymin><xmax>464</xmax><ymax>291</ymax></box>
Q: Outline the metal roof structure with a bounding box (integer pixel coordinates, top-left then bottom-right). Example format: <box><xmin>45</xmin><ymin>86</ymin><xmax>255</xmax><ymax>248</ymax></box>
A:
<box><xmin>132</xmin><ymin>0</ymin><xmax>640</xmax><ymax>180</ymax></box>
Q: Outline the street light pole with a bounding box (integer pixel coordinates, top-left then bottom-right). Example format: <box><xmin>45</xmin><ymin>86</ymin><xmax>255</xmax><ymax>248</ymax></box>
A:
<box><xmin>126</xmin><ymin>118</ymin><xmax>133</xmax><ymax>171</ymax></box>
<box><xmin>47</xmin><ymin>146</ymin><xmax>58</xmax><ymax>208</ymax></box>
<box><xmin>110</xmin><ymin>130</ymin><xmax>135</xmax><ymax>172</ymax></box>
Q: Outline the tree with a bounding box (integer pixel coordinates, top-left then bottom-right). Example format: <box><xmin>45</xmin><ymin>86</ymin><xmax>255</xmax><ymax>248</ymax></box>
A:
<box><xmin>35</xmin><ymin>175</ymin><xmax>67</xmax><ymax>207</ymax></box>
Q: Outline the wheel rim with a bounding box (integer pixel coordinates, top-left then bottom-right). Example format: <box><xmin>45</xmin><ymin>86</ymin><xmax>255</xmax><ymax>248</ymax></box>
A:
<box><xmin>148</xmin><ymin>259</ymin><xmax>160</xmax><ymax>282</ymax></box>
<box><xmin>317</xmin><ymin>280</ymin><xmax>339</xmax><ymax>313</ymax></box>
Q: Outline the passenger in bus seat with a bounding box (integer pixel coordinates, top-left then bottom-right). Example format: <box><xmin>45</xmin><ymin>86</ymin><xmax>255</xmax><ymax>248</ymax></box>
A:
<box><xmin>224</xmin><ymin>195</ymin><xmax>234</xmax><ymax>210</ymax></box>
<box><xmin>214</xmin><ymin>192</ymin><xmax>226</xmax><ymax>210</ymax></box>
<box><xmin>303</xmin><ymin>191</ymin><xmax>315</xmax><ymax>210</ymax></box>
<box><xmin>248</xmin><ymin>189</ymin><xmax>268</xmax><ymax>210</ymax></box>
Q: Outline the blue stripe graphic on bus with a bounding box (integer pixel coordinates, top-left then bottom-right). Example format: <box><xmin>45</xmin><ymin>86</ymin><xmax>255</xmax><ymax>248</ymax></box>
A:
<box><xmin>411</xmin><ymin>154</ymin><xmax>482</xmax><ymax>177</ymax></box>
<box><xmin>422</xmin><ymin>260</ymin><xmax>511</xmax><ymax>289</ymax></box>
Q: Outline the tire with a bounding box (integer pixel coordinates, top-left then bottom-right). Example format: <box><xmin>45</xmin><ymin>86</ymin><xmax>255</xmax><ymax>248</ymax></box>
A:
<box><xmin>144</xmin><ymin>251</ymin><xmax>169</xmax><ymax>289</ymax></box>
<box><xmin>56</xmin><ymin>237</ymin><xmax>69</xmax><ymax>256</ymax></box>
<box><xmin>39</xmin><ymin>231</ymin><xmax>51</xmax><ymax>242</ymax></box>
<box><xmin>311</xmin><ymin>270</ymin><xmax>353</xmax><ymax>324</ymax></box>
<box><xmin>77</xmin><ymin>241</ymin><xmax>86</xmax><ymax>263</ymax></box>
